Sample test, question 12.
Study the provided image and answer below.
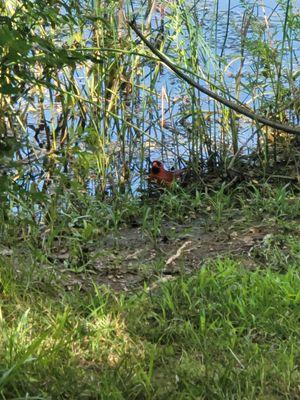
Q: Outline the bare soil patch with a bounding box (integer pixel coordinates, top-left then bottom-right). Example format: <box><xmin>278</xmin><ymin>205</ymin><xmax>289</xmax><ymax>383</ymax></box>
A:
<box><xmin>59</xmin><ymin>218</ymin><xmax>281</xmax><ymax>292</ymax></box>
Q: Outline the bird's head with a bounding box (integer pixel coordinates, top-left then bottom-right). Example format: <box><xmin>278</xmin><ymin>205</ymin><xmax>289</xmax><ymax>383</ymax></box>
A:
<box><xmin>151</xmin><ymin>160</ymin><xmax>164</xmax><ymax>174</ymax></box>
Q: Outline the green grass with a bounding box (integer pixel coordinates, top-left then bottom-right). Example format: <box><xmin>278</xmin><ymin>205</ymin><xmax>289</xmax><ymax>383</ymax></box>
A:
<box><xmin>0</xmin><ymin>184</ymin><xmax>299</xmax><ymax>399</ymax></box>
<box><xmin>0</xmin><ymin>251</ymin><xmax>299</xmax><ymax>398</ymax></box>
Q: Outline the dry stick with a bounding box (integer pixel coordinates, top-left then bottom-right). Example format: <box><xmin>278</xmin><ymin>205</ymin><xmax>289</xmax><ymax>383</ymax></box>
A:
<box><xmin>165</xmin><ymin>240</ymin><xmax>192</xmax><ymax>266</ymax></box>
<box><xmin>128</xmin><ymin>20</ymin><xmax>300</xmax><ymax>136</ymax></box>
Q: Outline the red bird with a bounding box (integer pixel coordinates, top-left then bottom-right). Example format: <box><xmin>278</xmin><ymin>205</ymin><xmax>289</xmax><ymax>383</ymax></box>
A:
<box><xmin>149</xmin><ymin>160</ymin><xmax>186</xmax><ymax>187</ymax></box>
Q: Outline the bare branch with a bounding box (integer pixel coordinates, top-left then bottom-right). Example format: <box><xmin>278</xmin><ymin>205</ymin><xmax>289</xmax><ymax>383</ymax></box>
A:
<box><xmin>128</xmin><ymin>20</ymin><xmax>300</xmax><ymax>136</ymax></box>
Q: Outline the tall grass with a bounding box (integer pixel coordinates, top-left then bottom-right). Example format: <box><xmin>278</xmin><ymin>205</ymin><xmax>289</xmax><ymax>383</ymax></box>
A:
<box><xmin>0</xmin><ymin>0</ymin><xmax>299</xmax><ymax>208</ymax></box>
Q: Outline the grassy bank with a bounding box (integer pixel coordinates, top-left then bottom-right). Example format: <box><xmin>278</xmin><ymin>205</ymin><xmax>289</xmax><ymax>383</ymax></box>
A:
<box><xmin>0</xmin><ymin>184</ymin><xmax>299</xmax><ymax>399</ymax></box>
<box><xmin>0</xmin><ymin>257</ymin><xmax>299</xmax><ymax>399</ymax></box>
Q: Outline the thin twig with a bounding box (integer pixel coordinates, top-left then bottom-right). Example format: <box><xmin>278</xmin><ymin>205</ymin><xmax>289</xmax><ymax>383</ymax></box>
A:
<box><xmin>166</xmin><ymin>240</ymin><xmax>192</xmax><ymax>266</ymax></box>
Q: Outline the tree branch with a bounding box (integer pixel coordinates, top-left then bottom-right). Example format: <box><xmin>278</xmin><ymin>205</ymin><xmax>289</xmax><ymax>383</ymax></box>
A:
<box><xmin>128</xmin><ymin>20</ymin><xmax>300</xmax><ymax>136</ymax></box>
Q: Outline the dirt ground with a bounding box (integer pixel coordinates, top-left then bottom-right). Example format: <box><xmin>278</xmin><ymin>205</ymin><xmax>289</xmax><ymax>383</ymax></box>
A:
<box><xmin>58</xmin><ymin>218</ymin><xmax>280</xmax><ymax>292</ymax></box>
